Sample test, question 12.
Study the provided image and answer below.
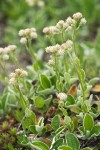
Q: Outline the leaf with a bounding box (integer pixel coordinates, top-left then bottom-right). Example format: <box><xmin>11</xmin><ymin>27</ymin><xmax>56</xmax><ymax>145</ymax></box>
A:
<box><xmin>69</xmin><ymin>105</ymin><xmax>81</xmax><ymax>114</ymax></box>
<box><xmin>53</xmin><ymin>138</ymin><xmax>64</xmax><ymax>149</ymax></box>
<box><xmin>29</xmin><ymin>125</ymin><xmax>37</xmax><ymax>134</ymax></box>
<box><xmin>58</xmin><ymin>145</ymin><xmax>73</xmax><ymax>150</ymax></box>
<box><xmin>35</xmin><ymin>96</ymin><xmax>45</xmax><ymax>108</ymax></box>
<box><xmin>82</xmin><ymin>148</ymin><xmax>92</xmax><ymax>150</ymax></box>
<box><xmin>51</xmin><ymin>115</ymin><xmax>60</xmax><ymax>131</ymax></box>
<box><xmin>30</xmin><ymin>141</ymin><xmax>49</xmax><ymax>150</ymax></box>
<box><xmin>66</xmin><ymin>133</ymin><xmax>80</xmax><ymax>150</ymax></box>
<box><xmin>89</xmin><ymin>77</ymin><xmax>100</xmax><ymax>85</ymax></box>
<box><xmin>8</xmin><ymin>143</ymin><xmax>15</xmax><ymax>150</ymax></box>
<box><xmin>65</xmin><ymin>94</ymin><xmax>75</xmax><ymax>106</ymax></box>
<box><xmin>64</xmin><ymin>116</ymin><xmax>71</xmax><ymax>126</ymax></box>
<box><xmin>83</xmin><ymin>113</ymin><xmax>94</xmax><ymax>131</ymax></box>
<box><xmin>25</xmin><ymin>108</ymin><xmax>36</xmax><ymax>123</ymax></box>
<box><xmin>40</xmin><ymin>74</ymin><xmax>51</xmax><ymax>89</ymax></box>
<box><xmin>37</xmin><ymin>86</ymin><xmax>55</xmax><ymax>95</ymax></box>
<box><xmin>50</xmin><ymin>75</ymin><xmax>57</xmax><ymax>86</ymax></box>
<box><xmin>55</xmin><ymin>126</ymin><xmax>65</xmax><ymax>136</ymax></box>
<box><xmin>90</xmin><ymin>125</ymin><xmax>100</xmax><ymax>137</ymax></box>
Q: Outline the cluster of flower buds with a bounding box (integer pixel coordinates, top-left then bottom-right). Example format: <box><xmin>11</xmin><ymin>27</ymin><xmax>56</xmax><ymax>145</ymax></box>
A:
<box><xmin>43</xmin><ymin>12</ymin><xmax>86</xmax><ymax>35</ymax></box>
<box><xmin>0</xmin><ymin>45</ymin><xmax>17</xmax><ymax>61</ymax></box>
<box><xmin>46</xmin><ymin>40</ymin><xmax>73</xmax><ymax>55</ymax></box>
<box><xmin>57</xmin><ymin>92</ymin><xmax>67</xmax><ymax>101</ymax></box>
<box><xmin>46</xmin><ymin>40</ymin><xmax>73</xmax><ymax>65</ymax></box>
<box><xmin>43</xmin><ymin>26</ymin><xmax>59</xmax><ymax>35</ymax></box>
<box><xmin>26</xmin><ymin>0</ymin><xmax>44</xmax><ymax>8</ymax></box>
<box><xmin>9</xmin><ymin>68</ymin><xmax>28</xmax><ymax>85</ymax></box>
<box><xmin>19</xmin><ymin>27</ymin><xmax>37</xmax><ymax>44</ymax></box>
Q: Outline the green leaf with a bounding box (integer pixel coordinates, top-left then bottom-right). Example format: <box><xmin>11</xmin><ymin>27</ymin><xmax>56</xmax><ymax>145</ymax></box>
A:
<box><xmin>25</xmin><ymin>108</ymin><xmax>36</xmax><ymax>123</ymax></box>
<box><xmin>66</xmin><ymin>133</ymin><xmax>80</xmax><ymax>150</ymax></box>
<box><xmin>65</xmin><ymin>94</ymin><xmax>75</xmax><ymax>106</ymax></box>
<box><xmin>82</xmin><ymin>148</ymin><xmax>92</xmax><ymax>150</ymax></box>
<box><xmin>89</xmin><ymin>77</ymin><xmax>100</xmax><ymax>85</ymax></box>
<box><xmin>83</xmin><ymin>113</ymin><xmax>94</xmax><ymax>131</ymax></box>
<box><xmin>90</xmin><ymin>125</ymin><xmax>100</xmax><ymax>137</ymax></box>
<box><xmin>30</xmin><ymin>141</ymin><xmax>49</xmax><ymax>150</ymax></box>
<box><xmin>29</xmin><ymin>125</ymin><xmax>37</xmax><ymax>134</ymax></box>
<box><xmin>58</xmin><ymin>145</ymin><xmax>73</xmax><ymax>150</ymax></box>
<box><xmin>35</xmin><ymin>96</ymin><xmax>45</xmax><ymax>108</ymax></box>
<box><xmin>53</xmin><ymin>138</ymin><xmax>64</xmax><ymax>149</ymax></box>
<box><xmin>55</xmin><ymin>126</ymin><xmax>65</xmax><ymax>136</ymax></box>
<box><xmin>64</xmin><ymin>116</ymin><xmax>72</xmax><ymax>126</ymax></box>
<box><xmin>51</xmin><ymin>115</ymin><xmax>60</xmax><ymax>131</ymax></box>
<box><xmin>50</xmin><ymin>75</ymin><xmax>57</xmax><ymax>86</ymax></box>
<box><xmin>8</xmin><ymin>143</ymin><xmax>15</xmax><ymax>150</ymax></box>
<box><xmin>37</xmin><ymin>86</ymin><xmax>55</xmax><ymax>95</ymax></box>
<box><xmin>40</xmin><ymin>74</ymin><xmax>51</xmax><ymax>89</ymax></box>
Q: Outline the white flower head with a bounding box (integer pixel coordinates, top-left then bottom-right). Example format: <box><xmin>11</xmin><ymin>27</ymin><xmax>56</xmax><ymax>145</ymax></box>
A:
<box><xmin>18</xmin><ymin>29</ymin><xmax>25</xmax><ymax>37</ymax></box>
<box><xmin>57</xmin><ymin>93</ymin><xmax>67</xmax><ymax>100</ymax></box>
<box><xmin>48</xmin><ymin>59</ymin><xmax>55</xmax><ymax>65</ymax></box>
<box><xmin>45</xmin><ymin>44</ymin><xmax>60</xmax><ymax>54</ymax></box>
<box><xmin>56</xmin><ymin>20</ymin><xmax>65</xmax><ymax>29</ymax></box>
<box><xmin>8</xmin><ymin>45</ymin><xmax>17</xmax><ymax>52</ymax></box>
<box><xmin>62</xmin><ymin>40</ymin><xmax>73</xmax><ymax>50</ymax></box>
<box><xmin>30</xmin><ymin>32</ymin><xmax>37</xmax><ymax>39</ymax></box>
<box><xmin>19</xmin><ymin>28</ymin><xmax>37</xmax><ymax>39</ymax></box>
<box><xmin>57</xmin><ymin>48</ymin><xmax>65</xmax><ymax>56</ymax></box>
<box><xmin>65</xmin><ymin>26</ymin><xmax>72</xmax><ymax>32</ymax></box>
<box><xmin>66</xmin><ymin>17</ymin><xmax>73</xmax><ymax>25</ymax></box>
<box><xmin>20</xmin><ymin>38</ymin><xmax>27</xmax><ymax>44</ymax></box>
<box><xmin>9</xmin><ymin>77</ymin><xmax>16</xmax><ymax>85</ymax></box>
<box><xmin>31</xmin><ymin>28</ymin><xmax>36</xmax><ymax>32</ymax></box>
<box><xmin>37</xmin><ymin>0</ymin><xmax>45</xmax><ymax>8</ymax></box>
<box><xmin>15</xmin><ymin>68</ymin><xmax>28</xmax><ymax>77</ymax></box>
<box><xmin>43</xmin><ymin>26</ymin><xmax>58</xmax><ymax>35</ymax></box>
<box><xmin>25</xmin><ymin>28</ymin><xmax>31</xmax><ymax>35</ymax></box>
<box><xmin>4</xmin><ymin>47</ymin><xmax>11</xmax><ymax>54</ymax></box>
<box><xmin>26</xmin><ymin>0</ymin><xmax>36</xmax><ymax>6</ymax></box>
<box><xmin>21</xmin><ymin>70</ymin><xmax>28</xmax><ymax>77</ymax></box>
<box><xmin>73</xmin><ymin>12</ymin><xmax>82</xmax><ymax>20</ymax></box>
<box><xmin>9</xmin><ymin>73</ymin><xmax>16</xmax><ymax>78</ymax></box>
<box><xmin>2</xmin><ymin>54</ymin><xmax>9</xmax><ymax>61</ymax></box>
<box><xmin>80</xmin><ymin>18</ymin><xmax>87</xmax><ymax>25</ymax></box>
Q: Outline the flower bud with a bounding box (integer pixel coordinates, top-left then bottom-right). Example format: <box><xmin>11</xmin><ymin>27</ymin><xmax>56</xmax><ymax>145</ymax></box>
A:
<box><xmin>20</xmin><ymin>38</ymin><xmax>27</xmax><ymax>44</ymax></box>
<box><xmin>2</xmin><ymin>54</ymin><xmax>9</xmax><ymax>61</ymax></box>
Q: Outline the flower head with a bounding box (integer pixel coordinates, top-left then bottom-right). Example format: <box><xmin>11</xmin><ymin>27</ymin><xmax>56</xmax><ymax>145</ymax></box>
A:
<box><xmin>57</xmin><ymin>93</ymin><xmax>67</xmax><ymax>100</ymax></box>
<box><xmin>73</xmin><ymin>12</ymin><xmax>82</xmax><ymax>20</ymax></box>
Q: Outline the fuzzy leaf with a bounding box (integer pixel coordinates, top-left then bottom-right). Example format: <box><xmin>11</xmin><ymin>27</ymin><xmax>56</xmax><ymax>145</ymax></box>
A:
<box><xmin>82</xmin><ymin>148</ymin><xmax>92</xmax><ymax>150</ymax></box>
<box><xmin>66</xmin><ymin>133</ymin><xmax>80</xmax><ymax>150</ymax></box>
<box><xmin>90</xmin><ymin>125</ymin><xmax>100</xmax><ymax>137</ymax></box>
<box><xmin>83</xmin><ymin>113</ymin><xmax>94</xmax><ymax>131</ymax></box>
<box><xmin>51</xmin><ymin>115</ymin><xmax>60</xmax><ymax>131</ymax></box>
<box><xmin>30</xmin><ymin>141</ymin><xmax>49</xmax><ymax>150</ymax></box>
<box><xmin>35</xmin><ymin>96</ymin><xmax>44</xmax><ymax>108</ymax></box>
<box><xmin>40</xmin><ymin>74</ymin><xmax>51</xmax><ymax>89</ymax></box>
<box><xmin>58</xmin><ymin>145</ymin><xmax>73</xmax><ymax>150</ymax></box>
<box><xmin>53</xmin><ymin>138</ymin><xmax>63</xmax><ymax>149</ymax></box>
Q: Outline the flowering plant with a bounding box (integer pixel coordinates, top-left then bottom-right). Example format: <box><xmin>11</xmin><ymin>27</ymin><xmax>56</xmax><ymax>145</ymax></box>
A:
<box><xmin>0</xmin><ymin>12</ymin><xmax>100</xmax><ymax>149</ymax></box>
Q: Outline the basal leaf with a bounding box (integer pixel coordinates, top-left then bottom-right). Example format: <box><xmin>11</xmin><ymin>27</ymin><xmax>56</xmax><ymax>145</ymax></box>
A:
<box><xmin>90</xmin><ymin>124</ymin><xmax>100</xmax><ymax>137</ymax></box>
<box><xmin>66</xmin><ymin>133</ymin><xmax>80</xmax><ymax>150</ymax></box>
<box><xmin>53</xmin><ymin>138</ymin><xmax>63</xmax><ymax>149</ymax></box>
<box><xmin>58</xmin><ymin>145</ymin><xmax>73</xmax><ymax>150</ymax></box>
<box><xmin>35</xmin><ymin>96</ymin><xmax>44</xmax><ymax>108</ymax></box>
<box><xmin>30</xmin><ymin>141</ymin><xmax>49</xmax><ymax>150</ymax></box>
<box><xmin>51</xmin><ymin>115</ymin><xmax>60</xmax><ymax>131</ymax></box>
<box><xmin>83</xmin><ymin>113</ymin><xmax>94</xmax><ymax>131</ymax></box>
